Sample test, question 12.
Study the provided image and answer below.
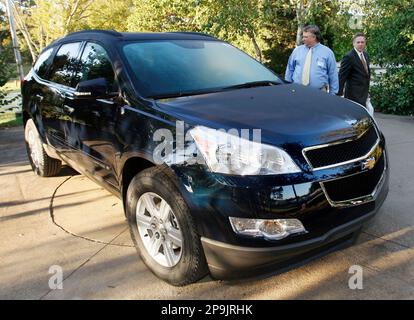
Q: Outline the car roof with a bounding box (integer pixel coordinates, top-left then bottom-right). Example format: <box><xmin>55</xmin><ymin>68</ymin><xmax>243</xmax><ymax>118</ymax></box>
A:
<box><xmin>47</xmin><ymin>30</ymin><xmax>217</xmax><ymax>48</ymax></box>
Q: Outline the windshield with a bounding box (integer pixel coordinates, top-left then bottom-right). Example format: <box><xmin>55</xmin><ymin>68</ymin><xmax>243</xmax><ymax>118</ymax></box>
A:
<box><xmin>122</xmin><ymin>40</ymin><xmax>281</xmax><ymax>98</ymax></box>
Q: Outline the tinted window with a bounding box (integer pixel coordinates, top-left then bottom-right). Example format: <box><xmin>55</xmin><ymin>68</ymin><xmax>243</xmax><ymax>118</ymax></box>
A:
<box><xmin>122</xmin><ymin>40</ymin><xmax>281</xmax><ymax>98</ymax></box>
<box><xmin>33</xmin><ymin>48</ymin><xmax>54</xmax><ymax>79</ymax></box>
<box><xmin>75</xmin><ymin>43</ymin><xmax>115</xmax><ymax>89</ymax></box>
<box><xmin>48</xmin><ymin>42</ymin><xmax>81</xmax><ymax>87</ymax></box>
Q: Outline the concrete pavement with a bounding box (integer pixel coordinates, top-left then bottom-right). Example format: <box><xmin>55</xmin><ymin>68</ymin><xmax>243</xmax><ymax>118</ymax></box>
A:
<box><xmin>0</xmin><ymin>113</ymin><xmax>413</xmax><ymax>299</ymax></box>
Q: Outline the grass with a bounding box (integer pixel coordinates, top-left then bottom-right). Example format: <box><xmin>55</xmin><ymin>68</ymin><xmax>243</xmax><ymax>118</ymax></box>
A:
<box><xmin>0</xmin><ymin>112</ymin><xmax>23</xmax><ymax>128</ymax></box>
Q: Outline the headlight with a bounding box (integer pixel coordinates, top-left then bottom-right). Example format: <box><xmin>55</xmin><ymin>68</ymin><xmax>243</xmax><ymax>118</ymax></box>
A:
<box><xmin>229</xmin><ymin>217</ymin><xmax>307</xmax><ymax>240</ymax></box>
<box><xmin>189</xmin><ymin>126</ymin><xmax>301</xmax><ymax>175</ymax></box>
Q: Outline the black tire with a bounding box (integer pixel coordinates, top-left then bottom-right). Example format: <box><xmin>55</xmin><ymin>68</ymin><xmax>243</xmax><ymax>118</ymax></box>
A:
<box><xmin>24</xmin><ymin>119</ymin><xmax>62</xmax><ymax>177</ymax></box>
<box><xmin>125</xmin><ymin>166</ymin><xmax>208</xmax><ymax>286</ymax></box>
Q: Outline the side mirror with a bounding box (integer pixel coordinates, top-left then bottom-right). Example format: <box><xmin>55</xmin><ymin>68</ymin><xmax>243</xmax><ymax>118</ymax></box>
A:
<box><xmin>75</xmin><ymin>77</ymin><xmax>117</xmax><ymax>99</ymax></box>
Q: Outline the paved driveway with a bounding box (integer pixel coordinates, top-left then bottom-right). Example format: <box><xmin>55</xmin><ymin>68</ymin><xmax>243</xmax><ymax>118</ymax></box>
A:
<box><xmin>0</xmin><ymin>113</ymin><xmax>413</xmax><ymax>299</ymax></box>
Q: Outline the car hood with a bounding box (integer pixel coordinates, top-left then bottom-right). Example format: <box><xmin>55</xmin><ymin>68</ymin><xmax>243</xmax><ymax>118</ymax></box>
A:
<box><xmin>154</xmin><ymin>83</ymin><xmax>373</xmax><ymax>148</ymax></box>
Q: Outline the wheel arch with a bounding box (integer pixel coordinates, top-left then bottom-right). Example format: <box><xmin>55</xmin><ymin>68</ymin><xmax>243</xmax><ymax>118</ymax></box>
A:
<box><xmin>121</xmin><ymin>156</ymin><xmax>156</xmax><ymax>211</ymax></box>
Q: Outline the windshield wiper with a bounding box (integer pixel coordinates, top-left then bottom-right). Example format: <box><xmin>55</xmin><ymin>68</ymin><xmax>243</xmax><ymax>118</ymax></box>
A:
<box><xmin>148</xmin><ymin>87</ymin><xmax>233</xmax><ymax>100</ymax></box>
<box><xmin>220</xmin><ymin>80</ymin><xmax>281</xmax><ymax>90</ymax></box>
<box><xmin>147</xmin><ymin>80</ymin><xmax>281</xmax><ymax>100</ymax></box>
<box><xmin>148</xmin><ymin>88</ymin><xmax>223</xmax><ymax>100</ymax></box>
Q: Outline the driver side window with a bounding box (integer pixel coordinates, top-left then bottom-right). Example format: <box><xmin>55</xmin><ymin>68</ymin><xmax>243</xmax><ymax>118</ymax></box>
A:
<box><xmin>75</xmin><ymin>43</ymin><xmax>116</xmax><ymax>90</ymax></box>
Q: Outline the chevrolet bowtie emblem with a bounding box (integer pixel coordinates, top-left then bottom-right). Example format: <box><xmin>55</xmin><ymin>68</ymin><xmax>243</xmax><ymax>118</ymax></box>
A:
<box><xmin>362</xmin><ymin>157</ymin><xmax>376</xmax><ymax>170</ymax></box>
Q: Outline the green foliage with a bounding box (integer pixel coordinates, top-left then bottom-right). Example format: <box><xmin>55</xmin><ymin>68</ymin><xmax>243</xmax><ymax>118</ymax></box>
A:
<box><xmin>367</xmin><ymin>0</ymin><xmax>414</xmax><ymax>67</ymax></box>
<box><xmin>0</xmin><ymin>44</ymin><xmax>19</xmax><ymax>107</ymax></box>
<box><xmin>367</xmin><ymin>0</ymin><xmax>414</xmax><ymax>115</ymax></box>
<box><xmin>86</xmin><ymin>0</ymin><xmax>134</xmax><ymax>32</ymax></box>
<box><xmin>127</xmin><ymin>0</ymin><xmax>201</xmax><ymax>33</ymax></box>
<box><xmin>1</xmin><ymin>12</ymin><xmax>20</xmax><ymax>108</ymax></box>
<box><xmin>127</xmin><ymin>0</ymin><xmax>266</xmax><ymax>61</ymax></box>
<box><xmin>308</xmin><ymin>0</ymin><xmax>354</xmax><ymax>61</ymax></box>
<box><xmin>8</xmin><ymin>0</ymin><xmax>134</xmax><ymax>59</ymax></box>
<box><xmin>0</xmin><ymin>53</ymin><xmax>15</xmax><ymax>87</ymax></box>
<box><xmin>259</xmin><ymin>0</ymin><xmax>296</xmax><ymax>73</ymax></box>
<box><xmin>371</xmin><ymin>66</ymin><xmax>414</xmax><ymax>116</ymax></box>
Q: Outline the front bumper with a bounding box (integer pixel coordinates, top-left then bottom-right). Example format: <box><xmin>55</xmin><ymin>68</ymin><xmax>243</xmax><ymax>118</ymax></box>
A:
<box><xmin>201</xmin><ymin>205</ymin><xmax>376</xmax><ymax>279</ymax></box>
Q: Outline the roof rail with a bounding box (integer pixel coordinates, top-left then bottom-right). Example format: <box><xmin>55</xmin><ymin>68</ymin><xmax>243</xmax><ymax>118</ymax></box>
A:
<box><xmin>65</xmin><ymin>29</ymin><xmax>123</xmax><ymax>38</ymax></box>
<box><xmin>167</xmin><ymin>31</ymin><xmax>215</xmax><ymax>38</ymax></box>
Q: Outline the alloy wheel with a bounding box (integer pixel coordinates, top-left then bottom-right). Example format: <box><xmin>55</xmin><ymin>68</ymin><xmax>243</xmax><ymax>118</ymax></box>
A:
<box><xmin>135</xmin><ymin>192</ymin><xmax>183</xmax><ymax>267</ymax></box>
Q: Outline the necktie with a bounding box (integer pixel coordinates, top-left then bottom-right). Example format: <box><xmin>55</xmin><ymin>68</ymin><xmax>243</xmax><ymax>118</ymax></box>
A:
<box><xmin>360</xmin><ymin>52</ymin><xmax>369</xmax><ymax>74</ymax></box>
<box><xmin>302</xmin><ymin>48</ymin><xmax>312</xmax><ymax>86</ymax></box>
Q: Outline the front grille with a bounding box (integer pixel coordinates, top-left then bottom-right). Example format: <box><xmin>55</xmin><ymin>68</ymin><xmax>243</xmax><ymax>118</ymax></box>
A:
<box><xmin>305</xmin><ymin>125</ymin><xmax>378</xmax><ymax>169</ymax></box>
<box><xmin>321</xmin><ymin>152</ymin><xmax>385</xmax><ymax>202</ymax></box>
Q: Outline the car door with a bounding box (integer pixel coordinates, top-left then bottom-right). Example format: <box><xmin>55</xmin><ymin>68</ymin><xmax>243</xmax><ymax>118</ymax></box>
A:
<box><xmin>64</xmin><ymin>41</ymin><xmax>121</xmax><ymax>190</ymax></box>
<box><xmin>38</xmin><ymin>42</ymin><xmax>83</xmax><ymax>154</ymax></box>
<box><xmin>29</xmin><ymin>47</ymin><xmax>56</xmax><ymax>138</ymax></box>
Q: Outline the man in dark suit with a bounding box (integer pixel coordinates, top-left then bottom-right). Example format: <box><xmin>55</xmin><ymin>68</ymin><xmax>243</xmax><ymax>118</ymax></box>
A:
<box><xmin>338</xmin><ymin>33</ymin><xmax>371</xmax><ymax>107</ymax></box>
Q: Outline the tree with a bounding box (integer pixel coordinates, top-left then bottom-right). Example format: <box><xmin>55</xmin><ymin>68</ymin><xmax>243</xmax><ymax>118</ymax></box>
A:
<box><xmin>259</xmin><ymin>0</ymin><xmax>297</xmax><ymax>72</ymax></box>
<box><xmin>127</xmin><ymin>0</ymin><xmax>266</xmax><ymax>61</ymax></box>
<box><xmin>290</xmin><ymin>0</ymin><xmax>315</xmax><ymax>46</ymax></box>
<box><xmin>85</xmin><ymin>0</ymin><xmax>134</xmax><ymax>32</ymax></box>
<box><xmin>0</xmin><ymin>50</ymin><xmax>16</xmax><ymax>107</ymax></box>
<box><xmin>260</xmin><ymin>0</ymin><xmax>352</xmax><ymax>72</ymax></box>
<box><xmin>7</xmin><ymin>0</ymin><xmax>98</xmax><ymax>60</ymax></box>
<box><xmin>127</xmin><ymin>0</ymin><xmax>262</xmax><ymax>60</ymax></box>
<box><xmin>367</xmin><ymin>0</ymin><xmax>414</xmax><ymax>115</ymax></box>
<box><xmin>199</xmin><ymin>0</ymin><xmax>265</xmax><ymax>62</ymax></box>
<box><xmin>367</xmin><ymin>0</ymin><xmax>414</xmax><ymax>67</ymax></box>
<box><xmin>0</xmin><ymin>6</ymin><xmax>18</xmax><ymax>107</ymax></box>
<box><xmin>305</xmin><ymin>0</ymin><xmax>354</xmax><ymax>60</ymax></box>
<box><xmin>8</xmin><ymin>0</ymin><xmax>38</xmax><ymax>61</ymax></box>
<box><xmin>127</xmin><ymin>0</ymin><xmax>200</xmax><ymax>33</ymax></box>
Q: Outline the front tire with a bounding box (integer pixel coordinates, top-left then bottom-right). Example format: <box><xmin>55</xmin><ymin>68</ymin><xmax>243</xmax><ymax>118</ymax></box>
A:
<box><xmin>24</xmin><ymin>119</ymin><xmax>62</xmax><ymax>177</ymax></box>
<box><xmin>125</xmin><ymin>166</ymin><xmax>208</xmax><ymax>286</ymax></box>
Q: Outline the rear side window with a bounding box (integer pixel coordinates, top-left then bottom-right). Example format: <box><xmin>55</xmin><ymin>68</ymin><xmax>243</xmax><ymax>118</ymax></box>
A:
<box><xmin>47</xmin><ymin>42</ymin><xmax>82</xmax><ymax>87</ymax></box>
<box><xmin>33</xmin><ymin>48</ymin><xmax>54</xmax><ymax>79</ymax></box>
<box><xmin>75</xmin><ymin>42</ymin><xmax>115</xmax><ymax>89</ymax></box>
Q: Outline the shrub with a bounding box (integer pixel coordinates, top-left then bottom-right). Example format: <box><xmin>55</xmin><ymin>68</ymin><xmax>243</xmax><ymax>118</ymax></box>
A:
<box><xmin>370</xmin><ymin>66</ymin><xmax>414</xmax><ymax>116</ymax></box>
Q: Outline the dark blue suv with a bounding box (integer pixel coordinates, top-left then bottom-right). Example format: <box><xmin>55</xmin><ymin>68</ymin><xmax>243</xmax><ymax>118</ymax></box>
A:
<box><xmin>22</xmin><ymin>30</ymin><xmax>389</xmax><ymax>285</ymax></box>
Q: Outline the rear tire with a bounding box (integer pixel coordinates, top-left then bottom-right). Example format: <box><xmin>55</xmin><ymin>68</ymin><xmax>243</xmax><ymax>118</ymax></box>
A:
<box><xmin>24</xmin><ymin>119</ymin><xmax>62</xmax><ymax>177</ymax></box>
<box><xmin>125</xmin><ymin>166</ymin><xmax>208</xmax><ymax>286</ymax></box>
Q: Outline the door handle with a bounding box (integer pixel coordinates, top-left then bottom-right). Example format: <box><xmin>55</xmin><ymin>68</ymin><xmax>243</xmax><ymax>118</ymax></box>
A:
<box><xmin>63</xmin><ymin>105</ymin><xmax>74</xmax><ymax>114</ymax></box>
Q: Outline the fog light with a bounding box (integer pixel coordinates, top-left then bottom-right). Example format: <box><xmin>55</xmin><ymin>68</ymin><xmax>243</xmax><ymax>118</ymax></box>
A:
<box><xmin>229</xmin><ymin>217</ymin><xmax>307</xmax><ymax>240</ymax></box>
